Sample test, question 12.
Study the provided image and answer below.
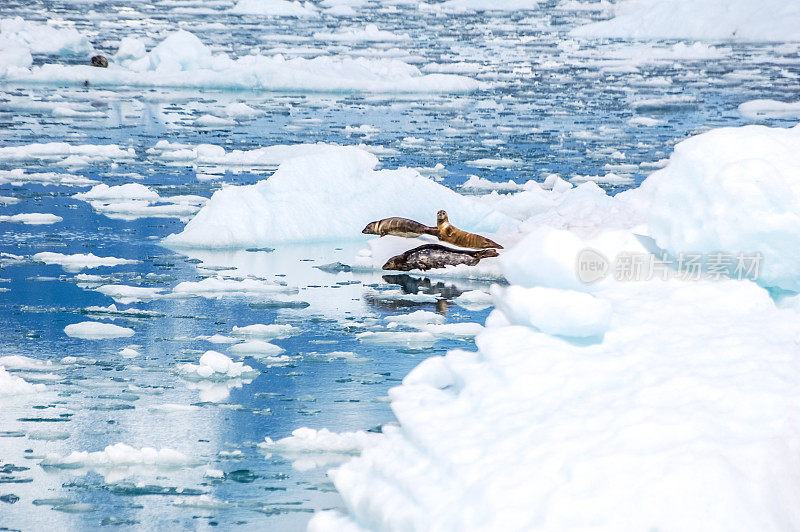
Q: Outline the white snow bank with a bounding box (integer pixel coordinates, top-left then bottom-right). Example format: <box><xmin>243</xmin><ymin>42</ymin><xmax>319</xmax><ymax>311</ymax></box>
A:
<box><xmin>64</xmin><ymin>321</ymin><xmax>135</xmax><ymax>339</ymax></box>
<box><xmin>231</xmin><ymin>0</ymin><xmax>319</xmax><ymax>16</ymax></box>
<box><xmin>571</xmin><ymin>0</ymin><xmax>800</xmax><ymax>41</ymax></box>
<box><xmin>314</xmin><ymin>276</ymin><xmax>800</xmax><ymax>531</ymax></box>
<box><xmin>178</xmin><ymin>350</ymin><xmax>259</xmax><ymax>380</ymax></box>
<box><xmin>165</xmin><ymin>146</ymin><xmax>511</xmax><ymax>248</ymax></box>
<box><xmin>33</xmin><ymin>252</ymin><xmax>137</xmax><ymax>272</ymax></box>
<box><xmin>4</xmin><ymin>30</ymin><xmax>477</xmax><ymax>94</ymax></box>
<box><xmin>642</xmin><ymin>124</ymin><xmax>800</xmax><ymax>291</ymax></box>
<box><xmin>0</xmin><ymin>365</ymin><xmax>46</xmax><ymax>395</ymax></box>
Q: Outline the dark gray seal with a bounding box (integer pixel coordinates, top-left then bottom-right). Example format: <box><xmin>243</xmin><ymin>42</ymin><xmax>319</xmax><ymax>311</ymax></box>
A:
<box><xmin>362</xmin><ymin>217</ymin><xmax>438</xmax><ymax>238</ymax></box>
<box><xmin>382</xmin><ymin>244</ymin><xmax>499</xmax><ymax>271</ymax></box>
<box><xmin>91</xmin><ymin>55</ymin><xmax>109</xmax><ymax>68</ymax></box>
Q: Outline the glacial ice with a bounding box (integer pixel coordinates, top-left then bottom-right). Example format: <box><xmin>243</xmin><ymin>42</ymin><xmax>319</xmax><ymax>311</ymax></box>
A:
<box><xmin>64</xmin><ymin>321</ymin><xmax>136</xmax><ymax>339</ymax></box>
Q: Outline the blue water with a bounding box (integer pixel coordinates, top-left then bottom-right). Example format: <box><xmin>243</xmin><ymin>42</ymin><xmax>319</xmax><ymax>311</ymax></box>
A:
<box><xmin>1</xmin><ymin>0</ymin><xmax>797</xmax><ymax>529</ymax></box>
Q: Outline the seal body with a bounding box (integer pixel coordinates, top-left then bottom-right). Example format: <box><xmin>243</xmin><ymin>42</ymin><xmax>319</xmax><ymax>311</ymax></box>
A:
<box><xmin>91</xmin><ymin>55</ymin><xmax>109</xmax><ymax>68</ymax></box>
<box><xmin>362</xmin><ymin>217</ymin><xmax>438</xmax><ymax>238</ymax></box>
<box><xmin>382</xmin><ymin>244</ymin><xmax>499</xmax><ymax>271</ymax></box>
<box><xmin>436</xmin><ymin>210</ymin><xmax>503</xmax><ymax>249</ymax></box>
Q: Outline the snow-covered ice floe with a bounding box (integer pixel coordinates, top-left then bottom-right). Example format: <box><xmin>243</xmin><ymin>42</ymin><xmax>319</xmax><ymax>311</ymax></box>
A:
<box><xmin>2</xmin><ymin>29</ymin><xmax>478</xmax><ymax>94</ymax></box>
<box><xmin>0</xmin><ymin>142</ymin><xmax>135</xmax><ymax>166</ymax></box>
<box><xmin>177</xmin><ymin>350</ymin><xmax>259</xmax><ymax>380</ymax></box>
<box><xmin>64</xmin><ymin>321</ymin><xmax>135</xmax><ymax>339</ymax></box>
<box><xmin>73</xmin><ymin>183</ymin><xmax>207</xmax><ymax>221</ymax></box>
<box><xmin>308</xmin><ymin>122</ymin><xmax>800</xmax><ymax>530</ymax></box>
<box><xmin>41</xmin><ymin>443</ymin><xmax>197</xmax><ymax>482</ymax></box>
<box><xmin>571</xmin><ymin>0</ymin><xmax>800</xmax><ymax>41</ymax></box>
<box><xmin>165</xmin><ymin>146</ymin><xmax>512</xmax><ymax>248</ymax></box>
<box><xmin>33</xmin><ymin>252</ymin><xmax>137</xmax><ymax>273</ymax></box>
<box><xmin>260</xmin><ymin>427</ymin><xmax>381</xmax><ymax>471</ymax></box>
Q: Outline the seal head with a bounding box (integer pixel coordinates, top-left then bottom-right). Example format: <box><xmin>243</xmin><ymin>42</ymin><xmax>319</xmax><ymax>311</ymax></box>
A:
<box><xmin>91</xmin><ymin>55</ymin><xmax>109</xmax><ymax>68</ymax></box>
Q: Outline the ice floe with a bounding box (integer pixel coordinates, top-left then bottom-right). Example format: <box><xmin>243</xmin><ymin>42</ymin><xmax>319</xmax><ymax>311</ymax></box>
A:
<box><xmin>178</xmin><ymin>350</ymin><xmax>259</xmax><ymax>380</ymax></box>
<box><xmin>0</xmin><ymin>213</ymin><xmax>62</xmax><ymax>224</ymax></box>
<box><xmin>0</xmin><ymin>365</ymin><xmax>46</xmax><ymax>395</ymax></box>
<box><xmin>33</xmin><ymin>252</ymin><xmax>137</xmax><ymax>273</ymax></box>
<box><xmin>3</xmin><ymin>29</ymin><xmax>478</xmax><ymax>94</ymax></box>
<box><xmin>64</xmin><ymin>321</ymin><xmax>135</xmax><ymax>339</ymax></box>
<box><xmin>165</xmin><ymin>146</ymin><xmax>511</xmax><ymax>248</ymax></box>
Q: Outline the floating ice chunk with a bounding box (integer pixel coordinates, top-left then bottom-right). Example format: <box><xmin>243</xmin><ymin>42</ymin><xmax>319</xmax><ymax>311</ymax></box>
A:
<box><xmin>205</xmin><ymin>334</ymin><xmax>238</xmax><ymax>344</ymax></box>
<box><xmin>165</xmin><ymin>146</ymin><xmax>511</xmax><ymax>248</ymax></box>
<box><xmin>0</xmin><ymin>213</ymin><xmax>62</xmax><ymax>224</ymax></box>
<box><xmin>119</xmin><ymin>348</ymin><xmax>140</xmax><ymax>358</ymax></box>
<box><xmin>95</xmin><ymin>285</ymin><xmax>165</xmax><ymax>304</ymax></box>
<box><xmin>0</xmin><ymin>169</ymin><xmax>97</xmax><ymax>187</ymax></box>
<box><xmin>84</xmin><ymin>304</ymin><xmax>163</xmax><ymax>318</ymax></box>
<box><xmin>314</xmin><ymin>24</ymin><xmax>410</xmax><ymax>42</ymax></box>
<box><xmin>385</xmin><ymin>310</ymin><xmax>445</xmax><ymax>326</ymax></box>
<box><xmin>41</xmin><ymin>443</ymin><xmax>195</xmax><ymax>479</ymax></box>
<box><xmin>229</xmin><ymin>340</ymin><xmax>286</xmax><ymax>356</ymax></box>
<box><xmin>171</xmin><ymin>277</ymin><xmax>296</xmax><ymax>298</ymax></box>
<box><xmin>356</xmin><ymin>331</ymin><xmax>437</xmax><ymax>346</ymax></box>
<box><xmin>570</xmin><ymin>173</ymin><xmax>634</xmax><ymax>185</ymax></box>
<box><xmin>0</xmin><ymin>355</ymin><xmax>57</xmax><ymax>372</ymax></box>
<box><xmin>466</xmin><ymin>157</ymin><xmax>520</xmax><ymax>168</ymax></box>
<box><xmin>225</xmin><ymin>102</ymin><xmax>262</xmax><ymax>119</ymax></box>
<box><xmin>74</xmin><ymin>183</ymin><xmax>205</xmax><ymax>221</ymax></box>
<box><xmin>422</xmin><ymin>322</ymin><xmax>484</xmax><ymax>339</ymax></box>
<box><xmin>571</xmin><ymin>0</ymin><xmax>800</xmax><ymax>41</ymax></box>
<box><xmin>0</xmin><ymin>143</ymin><xmax>135</xmax><ymax>164</ymax></box>
<box><xmin>149</xmin><ymin>141</ymin><xmax>333</xmax><ymax>169</ymax></box>
<box><xmin>231</xmin><ymin>0</ymin><xmax>319</xmax><ymax>17</ymax></box>
<box><xmin>0</xmin><ymin>196</ymin><xmax>19</xmax><ymax>205</ymax></box>
<box><xmin>453</xmin><ymin>290</ymin><xmax>493</xmax><ymax>310</ymax></box>
<box><xmin>492</xmin><ymin>285</ymin><xmax>611</xmax><ymax>337</ymax></box>
<box><xmin>194</xmin><ymin>114</ymin><xmax>235</xmax><ymax>128</ymax></box>
<box><xmin>260</xmin><ymin>427</ymin><xmax>380</xmax><ymax>454</ymax></box>
<box><xmin>0</xmin><ymin>365</ymin><xmax>46</xmax><ymax>395</ymax></box>
<box><xmin>64</xmin><ymin>321</ymin><xmax>135</xmax><ymax>339</ymax></box>
<box><xmin>739</xmin><ymin>100</ymin><xmax>800</xmax><ymax>120</ymax></box>
<box><xmin>642</xmin><ymin>124</ymin><xmax>800</xmax><ymax>291</ymax></box>
<box><xmin>628</xmin><ymin>116</ymin><xmax>664</xmax><ymax>127</ymax></box>
<box><xmin>421</xmin><ymin>0</ymin><xmax>539</xmax><ymax>12</ymax></box>
<box><xmin>33</xmin><ymin>252</ymin><xmax>137</xmax><ymax>273</ymax></box>
<box><xmin>178</xmin><ymin>350</ymin><xmax>259</xmax><ymax>380</ymax></box>
<box><xmin>231</xmin><ymin>323</ymin><xmax>299</xmax><ymax>338</ymax></box>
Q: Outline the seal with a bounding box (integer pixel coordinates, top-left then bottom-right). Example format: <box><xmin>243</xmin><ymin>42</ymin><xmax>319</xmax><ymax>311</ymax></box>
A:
<box><xmin>91</xmin><ymin>55</ymin><xmax>109</xmax><ymax>68</ymax></box>
<box><xmin>436</xmin><ymin>210</ymin><xmax>503</xmax><ymax>249</ymax></box>
<box><xmin>362</xmin><ymin>217</ymin><xmax>438</xmax><ymax>238</ymax></box>
<box><xmin>382</xmin><ymin>244</ymin><xmax>499</xmax><ymax>271</ymax></box>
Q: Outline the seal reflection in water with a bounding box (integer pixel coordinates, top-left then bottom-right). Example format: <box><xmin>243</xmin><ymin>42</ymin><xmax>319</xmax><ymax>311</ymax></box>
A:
<box><xmin>436</xmin><ymin>210</ymin><xmax>503</xmax><ymax>249</ymax></box>
<box><xmin>362</xmin><ymin>217</ymin><xmax>438</xmax><ymax>238</ymax></box>
<box><xmin>383</xmin><ymin>244</ymin><xmax>499</xmax><ymax>271</ymax></box>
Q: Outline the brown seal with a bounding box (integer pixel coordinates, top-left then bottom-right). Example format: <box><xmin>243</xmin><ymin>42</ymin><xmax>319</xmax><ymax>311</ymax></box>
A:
<box><xmin>91</xmin><ymin>55</ymin><xmax>109</xmax><ymax>68</ymax></box>
<box><xmin>382</xmin><ymin>244</ymin><xmax>499</xmax><ymax>271</ymax></box>
<box><xmin>362</xmin><ymin>217</ymin><xmax>438</xmax><ymax>238</ymax></box>
<box><xmin>436</xmin><ymin>210</ymin><xmax>503</xmax><ymax>249</ymax></box>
